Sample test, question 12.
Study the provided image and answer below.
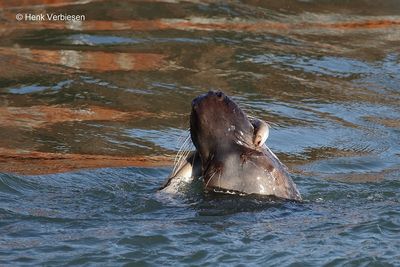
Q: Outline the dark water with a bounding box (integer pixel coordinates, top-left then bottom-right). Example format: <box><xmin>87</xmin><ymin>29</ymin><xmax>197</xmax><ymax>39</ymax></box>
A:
<box><xmin>1</xmin><ymin>0</ymin><xmax>400</xmax><ymax>266</ymax></box>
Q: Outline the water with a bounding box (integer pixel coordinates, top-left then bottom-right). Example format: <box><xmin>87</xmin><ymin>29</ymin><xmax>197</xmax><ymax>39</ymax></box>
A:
<box><xmin>1</xmin><ymin>0</ymin><xmax>400</xmax><ymax>265</ymax></box>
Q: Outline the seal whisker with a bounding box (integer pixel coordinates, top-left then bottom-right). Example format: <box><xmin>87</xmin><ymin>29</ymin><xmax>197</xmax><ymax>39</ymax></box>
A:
<box><xmin>173</xmin><ymin>141</ymin><xmax>188</xmax><ymax>171</ymax></box>
<box><xmin>204</xmin><ymin>170</ymin><xmax>218</xmax><ymax>189</ymax></box>
<box><xmin>176</xmin><ymin>134</ymin><xmax>191</xmax><ymax>156</ymax></box>
<box><xmin>172</xmin><ymin>131</ymin><xmax>192</xmax><ymax>175</ymax></box>
<box><xmin>174</xmin><ymin>149</ymin><xmax>190</xmax><ymax>172</ymax></box>
<box><xmin>173</xmin><ymin>149</ymin><xmax>191</xmax><ymax>176</ymax></box>
<box><xmin>174</xmin><ymin>130</ymin><xmax>189</xmax><ymax>155</ymax></box>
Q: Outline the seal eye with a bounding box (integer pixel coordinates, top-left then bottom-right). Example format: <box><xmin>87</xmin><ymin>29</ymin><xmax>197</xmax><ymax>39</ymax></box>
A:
<box><xmin>216</xmin><ymin>91</ymin><xmax>224</xmax><ymax>101</ymax></box>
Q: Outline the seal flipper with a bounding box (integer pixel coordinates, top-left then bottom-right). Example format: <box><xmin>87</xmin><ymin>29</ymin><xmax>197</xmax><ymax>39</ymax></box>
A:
<box><xmin>250</xmin><ymin>118</ymin><xmax>269</xmax><ymax>147</ymax></box>
<box><xmin>159</xmin><ymin>151</ymin><xmax>201</xmax><ymax>193</ymax></box>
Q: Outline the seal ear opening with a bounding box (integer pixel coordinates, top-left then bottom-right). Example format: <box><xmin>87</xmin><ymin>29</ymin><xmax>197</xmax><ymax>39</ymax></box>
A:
<box><xmin>254</xmin><ymin>134</ymin><xmax>263</xmax><ymax>147</ymax></box>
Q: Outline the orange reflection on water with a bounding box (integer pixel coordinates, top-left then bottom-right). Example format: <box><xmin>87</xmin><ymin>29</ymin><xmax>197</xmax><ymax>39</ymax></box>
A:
<box><xmin>0</xmin><ymin>147</ymin><xmax>173</xmax><ymax>175</ymax></box>
<box><xmin>0</xmin><ymin>104</ymin><xmax>179</xmax><ymax>174</ymax></box>
<box><xmin>3</xmin><ymin>17</ymin><xmax>400</xmax><ymax>33</ymax></box>
<box><xmin>0</xmin><ymin>105</ymin><xmax>129</xmax><ymax>128</ymax></box>
<box><xmin>1</xmin><ymin>47</ymin><xmax>166</xmax><ymax>72</ymax></box>
<box><xmin>0</xmin><ymin>105</ymin><xmax>175</xmax><ymax>129</ymax></box>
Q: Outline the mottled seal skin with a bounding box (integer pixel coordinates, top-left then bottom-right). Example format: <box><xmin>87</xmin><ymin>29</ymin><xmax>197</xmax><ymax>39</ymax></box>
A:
<box><xmin>161</xmin><ymin>91</ymin><xmax>301</xmax><ymax>201</ymax></box>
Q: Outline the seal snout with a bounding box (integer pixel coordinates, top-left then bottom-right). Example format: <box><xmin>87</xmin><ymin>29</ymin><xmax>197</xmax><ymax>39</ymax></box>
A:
<box><xmin>214</xmin><ymin>91</ymin><xmax>225</xmax><ymax>101</ymax></box>
<box><xmin>192</xmin><ymin>90</ymin><xmax>226</xmax><ymax>110</ymax></box>
<box><xmin>207</xmin><ymin>90</ymin><xmax>225</xmax><ymax>101</ymax></box>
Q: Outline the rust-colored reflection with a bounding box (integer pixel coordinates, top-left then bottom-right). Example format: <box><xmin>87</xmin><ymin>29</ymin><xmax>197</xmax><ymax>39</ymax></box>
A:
<box><xmin>0</xmin><ymin>105</ymin><xmax>173</xmax><ymax>129</ymax></box>
<box><xmin>166</xmin><ymin>18</ymin><xmax>400</xmax><ymax>31</ymax></box>
<box><xmin>0</xmin><ymin>105</ymin><xmax>128</xmax><ymax>128</ymax></box>
<box><xmin>0</xmin><ymin>104</ymin><xmax>179</xmax><ymax>174</ymax></box>
<box><xmin>0</xmin><ymin>50</ymin><xmax>73</xmax><ymax>81</ymax></box>
<box><xmin>0</xmin><ymin>48</ymin><xmax>166</xmax><ymax>72</ymax></box>
<box><xmin>2</xmin><ymin>17</ymin><xmax>400</xmax><ymax>33</ymax></box>
<box><xmin>0</xmin><ymin>147</ymin><xmax>173</xmax><ymax>175</ymax></box>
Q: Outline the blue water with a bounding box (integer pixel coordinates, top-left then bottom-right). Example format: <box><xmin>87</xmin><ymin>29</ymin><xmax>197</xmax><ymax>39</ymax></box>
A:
<box><xmin>1</xmin><ymin>168</ymin><xmax>399</xmax><ymax>265</ymax></box>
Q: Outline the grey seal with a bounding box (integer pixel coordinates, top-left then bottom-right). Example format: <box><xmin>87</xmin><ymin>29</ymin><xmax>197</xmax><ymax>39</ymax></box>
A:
<box><xmin>161</xmin><ymin>91</ymin><xmax>301</xmax><ymax>201</ymax></box>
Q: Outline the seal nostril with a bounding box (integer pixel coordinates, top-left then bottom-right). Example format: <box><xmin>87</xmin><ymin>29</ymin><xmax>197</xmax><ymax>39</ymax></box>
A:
<box><xmin>216</xmin><ymin>91</ymin><xmax>224</xmax><ymax>101</ymax></box>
